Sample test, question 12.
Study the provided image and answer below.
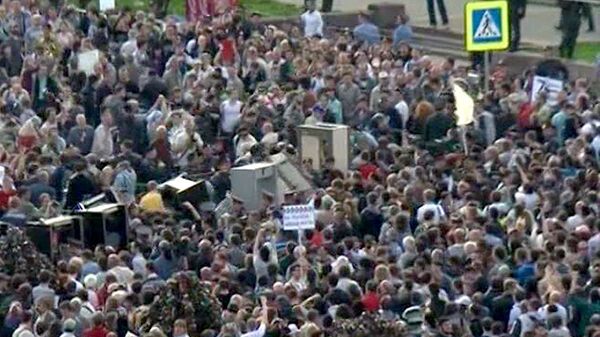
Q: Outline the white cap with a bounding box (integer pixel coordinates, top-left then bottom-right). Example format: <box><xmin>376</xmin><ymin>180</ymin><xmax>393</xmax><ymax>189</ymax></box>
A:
<box><xmin>455</xmin><ymin>295</ymin><xmax>472</xmax><ymax>306</ymax></box>
<box><xmin>288</xmin><ymin>324</ymin><xmax>300</xmax><ymax>335</ymax></box>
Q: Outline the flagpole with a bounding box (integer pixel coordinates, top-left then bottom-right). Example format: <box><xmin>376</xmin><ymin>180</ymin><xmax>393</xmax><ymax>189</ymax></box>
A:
<box><xmin>462</xmin><ymin>126</ymin><xmax>469</xmax><ymax>156</ymax></box>
<box><xmin>483</xmin><ymin>51</ymin><xmax>490</xmax><ymax>94</ymax></box>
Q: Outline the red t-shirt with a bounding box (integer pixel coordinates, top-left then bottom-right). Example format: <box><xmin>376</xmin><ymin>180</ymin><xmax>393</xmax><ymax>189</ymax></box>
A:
<box><xmin>0</xmin><ymin>189</ymin><xmax>16</xmax><ymax>211</ymax></box>
<box><xmin>84</xmin><ymin>326</ymin><xmax>109</xmax><ymax>337</ymax></box>
<box><xmin>517</xmin><ymin>102</ymin><xmax>534</xmax><ymax>129</ymax></box>
<box><xmin>309</xmin><ymin>230</ymin><xmax>324</xmax><ymax>248</ymax></box>
<box><xmin>359</xmin><ymin>163</ymin><xmax>378</xmax><ymax>180</ymax></box>
<box><xmin>220</xmin><ymin>39</ymin><xmax>235</xmax><ymax>65</ymax></box>
<box><xmin>18</xmin><ymin>135</ymin><xmax>37</xmax><ymax>151</ymax></box>
<box><xmin>361</xmin><ymin>292</ymin><xmax>380</xmax><ymax>312</ymax></box>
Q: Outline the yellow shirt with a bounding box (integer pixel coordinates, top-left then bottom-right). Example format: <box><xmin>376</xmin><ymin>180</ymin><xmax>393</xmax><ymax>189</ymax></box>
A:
<box><xmin>139</xmin><ymin>191</ymin><xmax>165</xmax><ymax>213</ymax></box>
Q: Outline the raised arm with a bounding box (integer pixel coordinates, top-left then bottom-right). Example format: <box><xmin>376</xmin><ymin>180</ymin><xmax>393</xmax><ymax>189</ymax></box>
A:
<box><xmin>253</xmin><ymin>228</ymin><xmax>264</xmax><ymax>255</ymax></box>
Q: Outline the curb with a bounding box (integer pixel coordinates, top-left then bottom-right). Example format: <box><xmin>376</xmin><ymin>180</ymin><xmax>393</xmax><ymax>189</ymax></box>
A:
<box><xmin>529</xmin><ymin>0</ymin><xmax>599</xmax><ymax>6</ymax></box>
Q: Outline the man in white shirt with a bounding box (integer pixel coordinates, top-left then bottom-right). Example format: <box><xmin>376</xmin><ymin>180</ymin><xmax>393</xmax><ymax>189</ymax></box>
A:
<box><xmin>12</xmin><ymin>310</ymin><xmax>34</xmax><ymax>337</ymax></box>
<box><xmin>220</xmin><ymin>90</ymin><xmax>242</xmax><ymax>135</ymax></box>
<box><xmin>260</xmin><ymin>122</ymin><xmax>278</xmax><ymax>149</ymax></box>
<box><xmin>335</xmin><ymin>265</ymin><xmax>362</xmax><ymax>295</ymax></box>
<box><xmin>107</xmin><ymin>254</ymin><xmax>134</xmax><ymax>285</ymax></box>
<box><xmin>32</xmin><ymin>270</ymin><xmax>55</xmax><ymax>305</ymax></box>
<box><xmin>301</xmin><ymin>1</ymin><xmax>324</xmax><ymax>38</ymax></box>
<box><xmin>91</xmin><ymin>110</ymin><xmax>114</xmax><ymax>160</ymax></box>
<box><xmin>131</xmin><ymin>242</ymin><xmax>148</xmax><ymax>277</ymax></box>
<box><xmin>394</xmin><ymin>93</ymin><xmax>409</xmax><ymax>129</ymax></box>
<box><xmin>119</xmin><ymin>30</ymin><xmax>138</xmax><ymax>59</ymax></box>
<box><xmin>416</xmin><ymin>189</ymin><xmax>446</xmax><ymax>225</ymax></box>
<box><xmin>171</xmin><ymin>118</ymin><xmax>204</xmax><ymax>167</ymax></box>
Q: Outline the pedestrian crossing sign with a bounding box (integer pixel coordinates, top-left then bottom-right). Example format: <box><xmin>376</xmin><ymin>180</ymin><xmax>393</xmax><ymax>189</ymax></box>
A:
<box><xmin>465</xmin><ymin>0</ymin><xmax>510</xmax><ymax>52</ymax></box>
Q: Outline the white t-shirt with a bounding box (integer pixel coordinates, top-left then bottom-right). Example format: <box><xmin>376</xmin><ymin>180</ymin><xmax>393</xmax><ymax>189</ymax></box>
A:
<box><xmin>261</xmin><ymin>132</ymin><xmax>279</xmax><ymax>148</ymax></box>
<box><xmin>514</xmin><ymin>189</ymin><xmax>539</xmax><ymax>210</ymax></box>
<box><xmin>301</xmin><ymin>10</ymin><xmax>324</xmax><ymax>37</ymax></box>
<box><xmin>416</xmin><ymin>202</ymin><xmax>446</xmax><ymax>225</ymax></box>
<box><xmin>12</xmin><ymin>326</ymin><xmax>34</xmax><ymax>337</ymax></box>
<box><xmin>235</xmin><ymin>135</ymin><xmax>258</xmax><ymax>158</ymax></box>
<box><xmin>592</xmin><ymin>135</ymin><xmax>600</xmax><ymax>157</ymax></box>
<box><xmin>394</xmin><ymin>100</ymin><xmax>409</xmax><ymax>129</ymax></box>
<box><xmin>220</xmin><ymin>99</ymin><xmax>242</xmax><ymax>133</ymax></box>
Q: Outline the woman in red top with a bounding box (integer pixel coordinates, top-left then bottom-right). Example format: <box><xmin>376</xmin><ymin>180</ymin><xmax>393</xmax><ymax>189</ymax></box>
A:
<box><xmin>0</xmin><ymin>168</ymin><xmax>16</xmax><ymax>211</ymax></box>
<box><xmin>309</xmin><ymin>222</ymin><xmax>324</xmax><ymax>248</ymax></box>
<box><xmin>17</xmin><ymin>118</ymin><xmax>40</xmax><ymax>152</ymax></box>
<box><xmin>361</xmin><ymin>280</ymin><xmax>380</xmax><ymax>312</ymax></box>
<box><xmin>358</xmin><ymin>151</ymin><xmax>378</xmax><ymax>181</ymax></box>
<box><xmin>148</xmin><ymin>125</ymin><xmax>173</xmax><ymax>168</ymax></box>
<box><xmin>217</xmin><ymin>34</ymin><xmax>237</xmax><ymax>66</ymax></box>
<box><xmin>83</xmin><ymin>312</ymin><xmax>109</xmax><ymax>337</ymax></box>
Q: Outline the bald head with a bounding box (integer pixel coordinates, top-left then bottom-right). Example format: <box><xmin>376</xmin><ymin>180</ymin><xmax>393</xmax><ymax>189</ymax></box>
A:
<box><xmin>76</xmin><ymin>114</ymin><xmax>87</xmax><ymax>127</ymax></box>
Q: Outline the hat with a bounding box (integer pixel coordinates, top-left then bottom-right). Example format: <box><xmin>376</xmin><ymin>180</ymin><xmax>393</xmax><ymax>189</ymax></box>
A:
<box><xmin>231</xmin><ymin>195</ymin><xmax>244</xmax><ymax>204</ymax></box>
<box><xmin>455</xmin><ymin>295</ymin><xmax>472</xmax><ymax>306</ymax></box>
<box><xmin>287</xmin><ymin>324</ymin><xmax>300</xmax><ymax>336</ymax></box>
<box><xmin>378</xmin><ymin>71</ymin><xmax>389</xmax><ymax>79</ymax></box>
<box><xmin>63</xmin><ymin>319</ymin><xmax>76</xmax><ymax>333</ymax></box>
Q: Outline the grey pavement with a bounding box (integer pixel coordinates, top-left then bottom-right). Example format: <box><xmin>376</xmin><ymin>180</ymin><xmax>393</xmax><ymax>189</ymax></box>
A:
<box><xmin>280</xmin><ymin>0</ymin><xmax>600</xmax><ymax>46</ymax></box>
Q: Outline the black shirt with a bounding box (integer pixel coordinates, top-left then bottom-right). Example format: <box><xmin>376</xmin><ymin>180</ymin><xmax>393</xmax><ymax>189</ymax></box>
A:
<box><xmin>65</xmin><ymin>173</ymin><xmax>97</xmax><ymax>209</ymax></box>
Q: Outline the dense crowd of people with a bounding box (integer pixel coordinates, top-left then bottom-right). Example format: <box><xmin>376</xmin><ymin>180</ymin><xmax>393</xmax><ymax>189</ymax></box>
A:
<box><xmin>0</xmin><ymin>1</ymin><xmax>599</xmax><ymax>337</ymax></box>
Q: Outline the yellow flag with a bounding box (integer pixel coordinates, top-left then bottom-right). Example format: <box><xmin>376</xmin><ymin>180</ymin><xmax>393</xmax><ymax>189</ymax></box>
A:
<box><xmin>453</xmin><ymin>83</ymin><xmax>475</xmax><ymax>126</ymax></box>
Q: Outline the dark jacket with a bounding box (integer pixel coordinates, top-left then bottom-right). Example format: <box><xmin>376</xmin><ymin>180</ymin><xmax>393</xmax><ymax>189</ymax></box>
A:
<box><xmin>359</xmin><ymin>207</ymin><xmax>384</xmax><ymax>238</ymax></box>
<box><xmin>67</xmin><ymin>126</ymin><xmax>95</xmax><ymax>154</ymax></box>
<box><xmin>424</xmin><ymin>111</ymin><xmax>455</xmax><ymax>142</ymax></box>
<box><xmin>65</xmin><ymin>172</ymin><xmax>97</xmax><ymax>209</ymax></box>
<box><xmin>490</xmin><ymin>293</ymin><xmax>515</xmax><ymax>326</ymax></box>
<box><xmin>140</xmin><ymin>76</ymin><xmax>168</xmax><ymax>108</ymax></box>
<box><xmin>31</xmin><ymin>75</ymin><xmax>58</xmax><ymax>111</ymax></box>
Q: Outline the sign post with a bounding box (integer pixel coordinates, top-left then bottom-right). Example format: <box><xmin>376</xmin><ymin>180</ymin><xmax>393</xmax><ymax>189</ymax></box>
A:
<box><xmin>465</xmin><ymin>0</ymin><xmax>510</xmax><ymax>93</ymax></box>
<box><xmin>282</xmin><ymin>204</ymin><xmax>316</xmax><ymax>246</ymax></box>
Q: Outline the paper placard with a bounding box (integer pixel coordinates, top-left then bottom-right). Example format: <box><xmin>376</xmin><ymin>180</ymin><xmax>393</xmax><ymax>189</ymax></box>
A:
<box><xmin>283</xmin><ymin>204</ymin><xmax>315</xmax><ymax>231</ymax></box>
<box><xmin>99</xmin><ymin>0</ymin><xmax>115</xmax><ymax>11</ymax></box>
<box><xmin>77</xmin><ymin>49</ymin><xmax>100</xmax><ymax>76</ymax></box>
<box><xmin>531</xmin><ymin>76</ymin><xmax>563</xmax><ymax>106</ymax></box>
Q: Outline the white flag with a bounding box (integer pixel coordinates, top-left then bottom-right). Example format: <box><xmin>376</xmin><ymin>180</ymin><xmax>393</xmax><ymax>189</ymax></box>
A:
<box><xmin>453</xmin><ymin>83</ymin><xmax>474</xmax><ymax>126</ymax></box>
